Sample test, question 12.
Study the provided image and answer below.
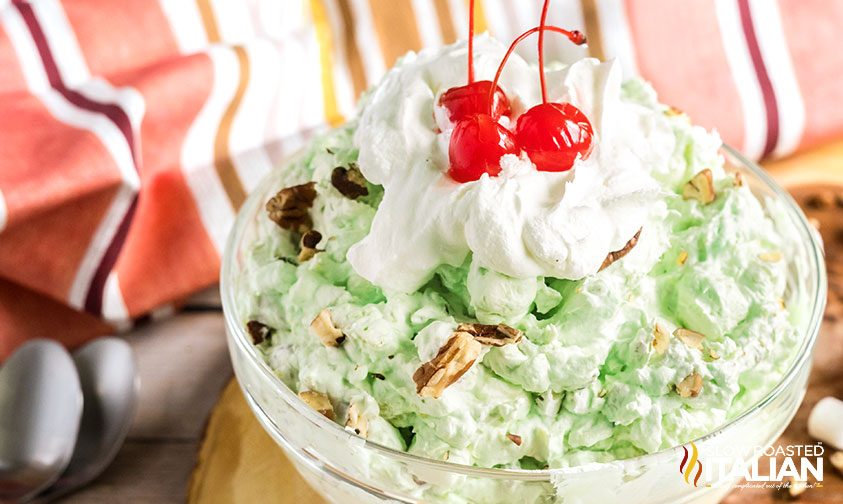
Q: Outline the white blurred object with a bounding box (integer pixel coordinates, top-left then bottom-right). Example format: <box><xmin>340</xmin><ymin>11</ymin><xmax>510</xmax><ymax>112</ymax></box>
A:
<box><xmin>807</xmin><ymin>397</ymin><xmax>843</xmax><ymax>449</ymax></box>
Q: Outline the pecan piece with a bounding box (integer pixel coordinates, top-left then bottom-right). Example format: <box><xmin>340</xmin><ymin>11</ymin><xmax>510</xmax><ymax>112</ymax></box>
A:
<box><xmin>664</xmin><ymin>106</ymin><xmax>685</xmax><ymax>117</ymax></box>
<box><xmin>298</xmin><ymin>390</ymin><xmax>334</xmax><ymax>419</ymax></box>
<box><xmin>758</xmin><ymin>251</ymin><xmax>783</xmax><ymax>263</ymax></box>
<box><xmin>345</xmin><ymin>403</ymin><xmax>368</xmax><ymax>437</ymax></box>
<box><xmin>682</xmin><ymin>169</ymin><xmax>716</xmax><ymax>204</ymax></box>
<box><xmin>674</xmin><ymin>328</ymin><xmax>705</xmax><ymax>351</ymax></box>
<box><xmin>676</xmin><ymin>373</ymin><xmax>703</xmax><ymax>398</ymax></box>
<box><xmin>413</xmin><ymin>332</ymin><xmax>481</xmax><ymax>398</ymax></box>
<box><xmin>298</xmin><ymin>230</ymin><xmax>323</xmax><ymax>262</ymax></box>
<box><xmin>331</xmin><ymin>164</ymin><xmax>368</xmax><ymax>199</ymax></box>
<box><xmin>600</xmin><ymin>228</ymin><xmax>642</xmax><ymax>271</ymax></box>
<box><xmin>506</xmin><ymin>433</ymin><xmax>523</xmax><ymax>446</ymax></box>
<box><xmin>310</xmin><ymin>309</ymin><xmax>345</xmax><ymax>347</ymax></box>
<box><xmin>457</xmin><ymin>323</ymin><xmax>522</xmax><ymax>347</ymax></box>
<box><xmin>246</xmin><ymin>320</ymin><xmax>273</xmax><ymax>345</ymax></box>
<box><xmin>265</xmin><ymin>182</ymin><xmax>317</xmax><ymax>232</ymax></box>
<box><xmin>652</xmin><ymin>323</ymin><xmax>670</xmax><ymax>355</ymax></box>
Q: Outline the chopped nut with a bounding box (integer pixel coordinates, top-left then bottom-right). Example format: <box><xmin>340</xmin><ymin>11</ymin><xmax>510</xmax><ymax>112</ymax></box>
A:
<box><xmin>331</xmin><ymin>164</ymin><xmax>369</xmax><ymax>199</ymax></box>
<box><xmin>786</xmin><ymin>477</ymin><xmax>808</xmax><ymax>498</ymax></box>
<box><xmin>674</xmin><ymin>328</ymin><xmax>705</xmax><ymax>350</ymax></box>
<box><xmin>345</xmin><ymin>404</ymin><xmax>368</xmax><ymax>437</ymax></box>
<box><xmin>600</xmin><ymin>228</ymin><xmax>642</xmax><ymax>271</ymax></box>
<box><xmin>506</xmin><ymin>433</ymin><xmax>523</xmax><ymax>446</ymax></box>
<box><xmin>778</xmin><ymin>298</ymin><xmax>786</xmax><ymax>310</ymax></box>
<box><xmin>676</xmin><ymin>373</ymin><xmax>703</xmax><ymax>398</ymax></box>
<box><xmin>310</xmin><ymin>309</ymin><xmax>345</xmax><ymax>347</ymax></box>
<box><xmin>245</xmin><ymin>320</ymin><xmax>273</xmax><ymax>345</ymax></box>
<box><xmin>759</xmin><ymin>251</ymin><xmax>783</xmax><ymax>262</ymax></box>
<box><xmin>301</xmin><ymin>229</ymin><xmax>322</xmax><ymax>248</ymax></box>
<box><xmin>652</xmin><ymin>323</ymin><xmax>670</xmax><ymax>355</ymax></box>
<box><xmin>597</xmin><ymin>388</ymin><xmax>607</xmax><ymax>398</ymax></box>
<box><xmin>830</xmin><ymin>451</ymin><xmax>843</xmax><ymax>475</ymax></box>
<box><xmin>677</xmin><ymin>250</ymin><xmax>689</xmax><ymax>266</ymax></box>
<box><xmin>266</xmin><ymin>182</ymin><xmax>317</xmax><ymax>232</ymax></box>
<box><xmin>665</xmin><ymin>106</ymin><xmax>685</xmax><ymax>117</ymax></box>
<box><xmin>682</xmin><ymin>169</ymin><xmax>716</xmax><ymax>204</ymax></box>
<box><xmin>413</xmin><ymin>332</ymin><xmax>481</xmax><ymax>398</ymax></box>
<box><xmin>733</xmin><ymin>172</ymin><xmax>744</xmax><ymax>187</ymax></box>
<box><xmin>297</xmin><ymin>230</ymin><xmax>323</xmax><ymax>262</ymax></box>
<box><xmin>708</xmin><ymin>348</ymin><xmax>720</xmax><ymax>361</ymax></box>
<box><xmin>457</xmin><ymin>323</ymin><xmax>522</xmax><ymax>347</ymax></box>
<box><xmin>298</xmin><ymin>391</ymin><xmax>334</xmax><ymax>419</ymax></box>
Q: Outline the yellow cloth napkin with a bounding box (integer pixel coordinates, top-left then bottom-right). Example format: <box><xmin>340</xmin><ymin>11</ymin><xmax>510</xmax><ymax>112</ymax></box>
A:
<box><xmin>187</xmin><ymin>381</ymin><xmax>326</xmax><ymax>504</ymax></box>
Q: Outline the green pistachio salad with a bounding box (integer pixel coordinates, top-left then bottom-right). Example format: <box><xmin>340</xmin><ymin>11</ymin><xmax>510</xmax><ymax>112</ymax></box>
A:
<box><xmin>236</xmin><ymin>35</ymin><xmax>801</xmax><ymax>471</ymax></box>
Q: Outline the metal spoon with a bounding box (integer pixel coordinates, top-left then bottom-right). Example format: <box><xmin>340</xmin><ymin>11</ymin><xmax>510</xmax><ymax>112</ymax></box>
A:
<box><xmin>33</xmin><ymin>338</ymin><xmax>139</xmax><ymax>503</ymax></box>
<box><xmin>0</xmin><ymin>340</ymin><xmax>83</xmax><ymax>503</ymax></box>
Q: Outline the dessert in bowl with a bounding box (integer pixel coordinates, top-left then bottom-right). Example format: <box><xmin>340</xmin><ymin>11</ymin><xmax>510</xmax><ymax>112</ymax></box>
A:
<box><xmin>222</xmin><ymin>6</ymin><xmax>825</xmax><ymax>503</ymax></box>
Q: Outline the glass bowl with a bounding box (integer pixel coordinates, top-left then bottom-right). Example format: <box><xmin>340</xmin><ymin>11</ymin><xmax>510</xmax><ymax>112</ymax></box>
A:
<box><xmin>221</xmin><ymin>146</ymin><xmax>826</xmax><ymax>504</ymax></box>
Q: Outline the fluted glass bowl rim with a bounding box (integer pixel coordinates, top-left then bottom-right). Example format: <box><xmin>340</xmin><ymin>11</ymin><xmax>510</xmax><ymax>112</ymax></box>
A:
<box><xmin>221</xmin><ymin>144</ymin><xmax>827</xmax><ymax>480</ymax></box>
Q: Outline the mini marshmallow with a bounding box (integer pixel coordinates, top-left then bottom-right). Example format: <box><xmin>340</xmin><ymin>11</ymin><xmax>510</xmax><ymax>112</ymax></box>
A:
<box><xmin>807</xmin><ymin>397</ymin><xmax>843</xmax><ymax>449</ymax></box>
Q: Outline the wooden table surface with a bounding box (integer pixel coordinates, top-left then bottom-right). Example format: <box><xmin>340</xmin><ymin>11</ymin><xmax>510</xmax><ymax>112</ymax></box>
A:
<box><xmin>58</xmin><ymin>143</ymin><xmax>843</xmax><ymax>503</ymax></box>
<box><xmin>58</xmin><ymin>303</ymin><xmax>234</xmax><ymax>503</ymax></box>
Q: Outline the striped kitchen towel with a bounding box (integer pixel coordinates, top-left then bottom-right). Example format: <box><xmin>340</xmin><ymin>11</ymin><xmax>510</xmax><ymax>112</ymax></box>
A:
<box><xmin>1</xmin><ymin>0</ymin><xmax>841</xmax><ymax>358</ymax></box>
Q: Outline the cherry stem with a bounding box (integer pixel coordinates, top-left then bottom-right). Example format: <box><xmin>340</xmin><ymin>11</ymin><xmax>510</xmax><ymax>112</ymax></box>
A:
<box><xmin>489</xmin><ymin>25</ymin><xmax>586</xmax><ymax>114</ymax></box>
<box><xmin>468</xmin><ymin>0</ymin><xmax>475</xmax><ymax>84</ymax></box>
<box><xmin>539</xmin><ymin>0</ymin><xmax>550</xmax><ymax>104</ymax></box>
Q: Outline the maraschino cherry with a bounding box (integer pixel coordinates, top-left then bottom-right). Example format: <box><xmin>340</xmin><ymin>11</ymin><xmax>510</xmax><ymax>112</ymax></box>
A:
<box><xmin>439</xmin><ymin>0</ymin><xmax>511</xmax><ymax>122</ymax></box>
<box><xmin>514</xmin><ymin>0</ymin><xmax>592</xmax><ymax>172</ymax></box>
<box><xmin>440</xmin><ymin>81</ymin><xmax>510</xmax><ymax>123</ymax></box>
<box><xmin>444</xmin><ymin>0</ymin><xmax>518</xmax><ymax>182</ymax></box>
<box><xmin>515</xmin><ymin>102</ymin><xmax>593</xmax><ymax>171</ymax></box>
<box><xmin>449</xmin><ymin>114</ymin><xmax>519</xmax><ymax>182</ymax></box>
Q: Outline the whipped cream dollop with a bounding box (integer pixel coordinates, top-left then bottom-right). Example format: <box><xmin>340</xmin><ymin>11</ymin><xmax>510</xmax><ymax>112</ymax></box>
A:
<box><xmin>348</xmin><ymin>36</ymin><xmax>675</xmax><ymax>292</ymax></box>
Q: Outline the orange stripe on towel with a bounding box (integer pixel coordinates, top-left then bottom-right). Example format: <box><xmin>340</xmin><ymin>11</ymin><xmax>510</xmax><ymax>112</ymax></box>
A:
<box><xmin>580</xmin><ymin>0</ymin><xmax>606</xmax><ymax>60</ymax></box>
<box><xmin>195</xmin><ymin>0</ymin><xmax>249</xmax><ymax>208</ymax></box>
<box><xmin>310</xmin><ymin>0</ymin><xmax>345</xmax><ymax>127</ymax></box>
<box><xmin>213</xmin><ymin>46</ymin><xmax>250</xmax><ymax>209</ymax></box>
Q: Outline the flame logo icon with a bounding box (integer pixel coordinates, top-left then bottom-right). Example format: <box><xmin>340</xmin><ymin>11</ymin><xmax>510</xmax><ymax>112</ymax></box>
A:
<box><xmin>679</xmin><ymin>441</ymin><xmax>703</xmax><ymax>487</ymax></box>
